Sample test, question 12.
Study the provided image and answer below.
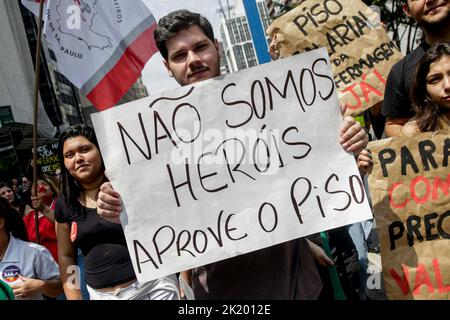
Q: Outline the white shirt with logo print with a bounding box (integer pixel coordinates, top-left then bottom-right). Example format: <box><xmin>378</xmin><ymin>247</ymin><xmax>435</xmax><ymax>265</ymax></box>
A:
<box><xmin>0</xmin><ymin>234</ymin><xmax>60</xmax><ymax>300</ymax></box>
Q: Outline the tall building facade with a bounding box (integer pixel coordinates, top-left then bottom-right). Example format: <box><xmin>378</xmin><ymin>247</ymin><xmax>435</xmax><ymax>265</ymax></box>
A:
<box><xmin>218</xmin><ymin>42</ymin><xmax>231</xmax><ymax>75</ymax></box>
<box><xmin>18</xmin><ymin>0</ymin><xmax>87</xmax><ymax>133</ymax></box>
<box><xmin>16</xmin><ymin>0</ymin><xmax>150</xmax><ymax>129</ymax></box>
<box><xmin>0</xmin><ymin>0</ymin><xmax>56</xmax><ymax>137</ymax></box>
<box><xmin>0</xmin><ymin>0</ymin><xmax>87</xmax><ymax>179</ymax></box>
<box><xmin>18</xmin><ymin>1</ymin><xmax>85</xmax><ymax>132</ymax></box>
<box><xmin>220</xmin><ymin>0</ymin><xmax>272</xmax><ymax>72</ymax></box>
<box><xmin>45</xmin><ymin>48</ymin><xmax>85</xmax><ymax>127</ymax></box>
<box><xmin>117</xmin><ymin>76</ymin><xmax>149</xmax><ymax>105</ymax></box>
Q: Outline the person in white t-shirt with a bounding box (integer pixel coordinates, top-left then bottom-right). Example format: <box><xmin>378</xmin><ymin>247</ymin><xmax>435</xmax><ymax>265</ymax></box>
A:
<box><xmin>0</xmin><ymin>197</ymin><xmax>62</xmax><ymax>300</ymax></box>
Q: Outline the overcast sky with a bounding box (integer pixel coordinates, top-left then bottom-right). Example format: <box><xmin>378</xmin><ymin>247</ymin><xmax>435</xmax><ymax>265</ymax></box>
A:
<box><xmin>141</xmin><ymin>0</ymin><xmax>231</xmax><ymax>95</ymax></box>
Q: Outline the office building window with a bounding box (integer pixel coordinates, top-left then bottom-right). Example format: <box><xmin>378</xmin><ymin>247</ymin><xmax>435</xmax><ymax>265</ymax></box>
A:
<box><xmin>233</xmin><ymin>45</ymin><xmax>246</xmax><ymax>70</ymax></box>
<box><xmin>244</xmin><ymin>43</ymin><xmax>257</xmax><ymax>68</ymax></box>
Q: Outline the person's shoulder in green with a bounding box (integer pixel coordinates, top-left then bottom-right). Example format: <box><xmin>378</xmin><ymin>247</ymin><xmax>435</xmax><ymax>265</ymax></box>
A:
<box><xmin>0</xmin><ymin>280</ymin><xmax>14</xmax><ymax>300</ymax></box>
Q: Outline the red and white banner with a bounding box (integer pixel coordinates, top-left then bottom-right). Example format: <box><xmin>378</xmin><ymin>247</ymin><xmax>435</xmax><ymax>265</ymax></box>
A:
<box><xmin>22</xmin><ymin>0</ymin><xmax>158</xmax><ymax>110</ymax></box>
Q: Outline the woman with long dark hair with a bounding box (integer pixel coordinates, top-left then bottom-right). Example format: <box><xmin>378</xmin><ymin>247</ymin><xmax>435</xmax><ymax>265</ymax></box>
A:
<box><xmin>358</xmin><ymin>42</ymin><xmax>450</xmax><ymax>170</ymax></box>
<box><xmin>0</xmin><ymin>182</ymin><xmax>31</xmax><ymax>217</ymax></box>
<box><xmin>401</xmin><ymin>42</ymin><xmax>450</xmax><ymax>134</ymax></box>
<box><xmin>55</xmin><ymin>125</ymin><xmax>179</xmax><ymax>300</ymax></box>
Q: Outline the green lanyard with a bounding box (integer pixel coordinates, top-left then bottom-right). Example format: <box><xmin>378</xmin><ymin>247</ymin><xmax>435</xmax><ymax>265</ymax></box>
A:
<box><xmin>354</xmin><ymin>114</ymin><xmax>365</xmax><ymax>127</ymax></box>
<box><xmin>320</xmin><ymin>232</ymin><xmax>347</xmax><ymax>300</ymax></box>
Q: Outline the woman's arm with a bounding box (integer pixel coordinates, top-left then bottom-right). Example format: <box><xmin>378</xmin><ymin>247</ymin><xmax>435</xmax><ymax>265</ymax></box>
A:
<box><xmin>30</xmin><ymin>196</ymin><xmax>55</xmax><ymax>223</ymax></box>
<box><xmin>357</xmin><ymin>149</ymin><xmax>373</xmax><ymax>175</ymax></box>
<box><xmin>40</xmin><ymin>205</ymin><xmax>55</xmax><ymax>223</ymax></box>
<box><xmin>11</xmin><ymin>276</ymin><xmax>62</xmax><ymax>299</ymax></box>
<box><xmin>399</xmin><ymin>119</ymin><xmax>420</xmax><ymax>137</ymax></box>
<box><xmin>38</xmin><ymin>278</ymin><xmax>63</xmax><ymax>297</ymax></box>
<box><xmin>56</xmin><ymin>221</ymin><xmax>82</xmax><ymax>300</ymax></box>
<box><xmin>23</xmin><ymin>204</ymin><xmax>33</xmax><ymax>215</ymax></box>
<box><xmin>180</xmin><ymin>269</ymin><xmax>192</xmax><ymax>288</ymax></box>
<box><xmin>306</xmin><ymin>239</ymin><xmax>334</xmax><ymax>266</ymax></box>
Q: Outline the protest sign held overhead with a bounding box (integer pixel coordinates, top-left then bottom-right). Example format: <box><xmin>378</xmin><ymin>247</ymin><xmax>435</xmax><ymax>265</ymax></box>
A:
<box><xmin>92</xmin><ymin>48</ymin><xmax>373</xmax><ymax>282</ymax></box>
<box><xmin>21</xmin><ymin>0</ymin><xmax>158</xmax><ymax>110</ymax></box>
<box><xmin>368</xmin><ymin>132</ymin><xmax>450</xmax><ymax>300</ymax></box>
<box><xmin>35</xmin><ymin>142</ymin><xmax>60</xmax><ymax>175</ymax></box>
<box><xmin>266</xmin><ymin>0</ymin><xmax>404</xmax><ymax>116</ymax></box>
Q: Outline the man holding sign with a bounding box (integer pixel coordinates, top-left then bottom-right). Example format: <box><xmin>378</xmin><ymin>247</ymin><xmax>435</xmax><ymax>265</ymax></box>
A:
<box><xmin>95</xmin><ymin>10</ymin><xmax>370</xmax><ymax>300</ymax></box>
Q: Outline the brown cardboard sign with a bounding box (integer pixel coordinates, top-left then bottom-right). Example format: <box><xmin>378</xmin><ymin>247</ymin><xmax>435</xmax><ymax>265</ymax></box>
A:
<box><xmin>368</xmin><ymin>132</ymin><xmax>450</xmax><ymax>299</ymax></box>
<box><xmin>267</xmin><ymin>0</ymin><xmax>404</xmax><ymax>116</ymax></box>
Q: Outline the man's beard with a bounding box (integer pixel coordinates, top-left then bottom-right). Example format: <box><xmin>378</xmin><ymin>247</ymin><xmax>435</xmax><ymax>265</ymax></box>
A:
<box><xmin>419</xmin><ymin>10</ymin><xmax>450</xmax><ymax>34</ymax></box>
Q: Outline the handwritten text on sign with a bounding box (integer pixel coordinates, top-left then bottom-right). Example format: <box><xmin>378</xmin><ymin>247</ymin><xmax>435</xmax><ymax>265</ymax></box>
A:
<box><xmin>36</xmin><ymin>142</ymin><xmax>60</xmax><ymax>175</ymax></box>
<box><xmin>368</xmin><ymin>133</ymin><xmax>450</xmax><ymax>299</ymax></box>
<box><xmin>266</xmin><ymin>0</ymin><xmax>404</xmax><ymax>115</ymax></box>
<box><xmin>92</xmin><ymin>48</ymin><xmax>372</xmax><ymax>282</ymax></box>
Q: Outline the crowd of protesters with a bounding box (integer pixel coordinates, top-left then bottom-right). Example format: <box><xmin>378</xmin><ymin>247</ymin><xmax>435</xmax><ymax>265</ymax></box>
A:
<box><xmin>0</xmin><ymin>0</ymin><xmax>449</xmax><ymax>300</ymax></box>
<box><xmin>0</xmin><ymin>177</ymin><xmax>32</xmax><ymax>217</ymax></box>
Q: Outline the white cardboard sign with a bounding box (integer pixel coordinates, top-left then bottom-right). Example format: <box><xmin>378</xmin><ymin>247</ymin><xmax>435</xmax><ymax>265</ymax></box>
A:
<box><xmin>92</xmin><ymin>48</ymin><xmax>373</xmax><ymax>282</ymax></box>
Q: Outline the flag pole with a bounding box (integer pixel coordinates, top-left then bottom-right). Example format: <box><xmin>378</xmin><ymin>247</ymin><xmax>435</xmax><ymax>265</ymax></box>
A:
<box><xmin>32</xmin><ymin>0</ymin><xmax>45</xmax><ymax>244</ymax></box>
